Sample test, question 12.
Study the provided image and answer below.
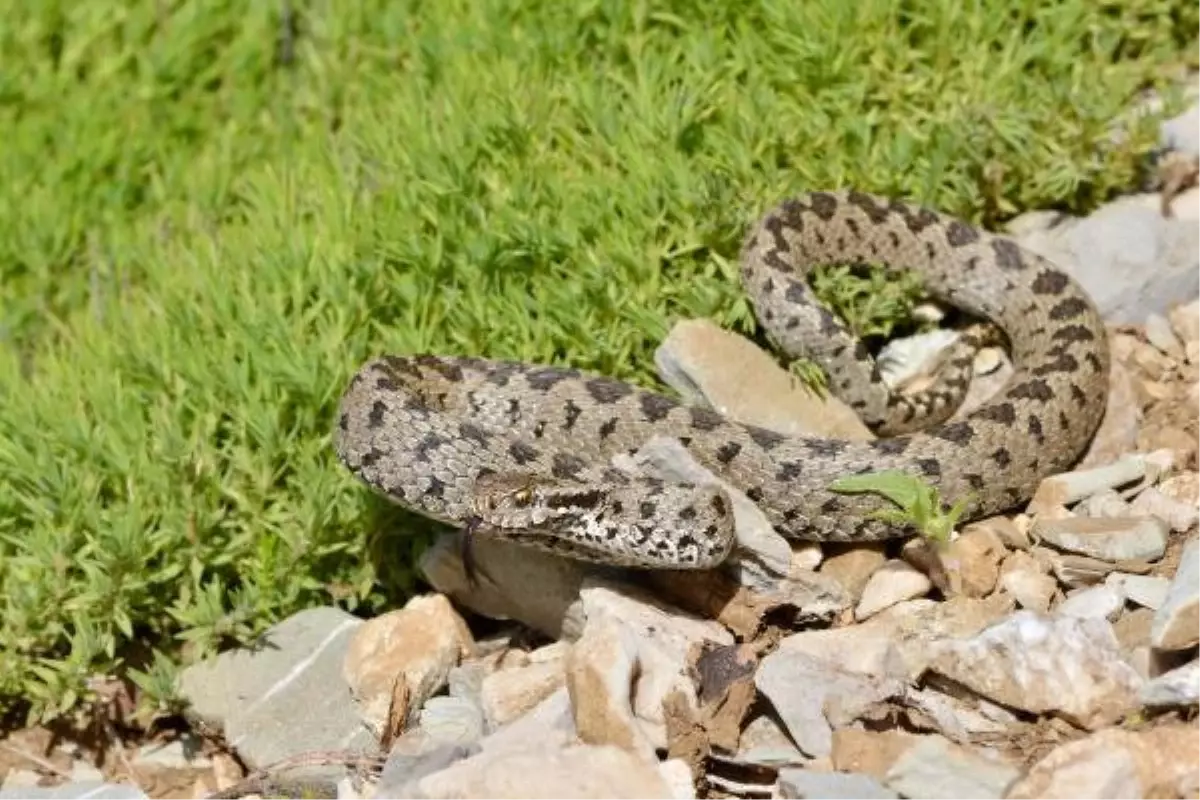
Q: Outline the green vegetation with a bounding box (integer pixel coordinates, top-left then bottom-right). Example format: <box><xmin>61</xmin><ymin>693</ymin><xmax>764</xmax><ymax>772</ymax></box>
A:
<box><xmin>829</xmin><ymin>470</ymin><xmax>972</xmax><ymax>545</ymax></box>
<box><xmin>0</xmin><ymin>0</ymin><xmax>1195</xmax><ymax>723</ymax></box>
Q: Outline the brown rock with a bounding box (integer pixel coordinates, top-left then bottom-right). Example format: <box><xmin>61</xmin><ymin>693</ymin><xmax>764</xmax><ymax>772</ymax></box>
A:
<box><xmin>830</xmin><ymin>729</ymin><xmax>920</xmax><ymax>779</ymax></box>
<box><xmin>997</xmin><ymin>551</ymin><xmax>1058</xmax><ymax>612</ymax></box>
<box><xmin>343</xmin><ymin>594</ymin><xmax>473</xmax><ymax>735</ymax></box>
<box><xmin>942</xmin><ymin>526</ymin><xmax>1007</xmax><ymax>597</ymax></box>
<box><xmin>566</xmin><ymin>616</ymin><xmax>657</xmax><ymax>760</ymax></box>
<box><xmin>1005</xmin><ymin>724</ymin><xmax>1199</xmax><ymax>799</ymax></box>
<box><xmin>481</xmin><ymin>658</ymin><xmax>566</xmax><ymax>729</ymax></box>
<box><xmin>820</xmin><ymin>544</ymin><xmax>888</xmax><ymax>602</ymax></box>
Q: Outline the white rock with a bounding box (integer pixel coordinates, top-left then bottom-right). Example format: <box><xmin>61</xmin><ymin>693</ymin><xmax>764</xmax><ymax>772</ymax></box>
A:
<box><xmin>1140</xmin><ymin>659</ymin><xmax>1199</xmax><ymax>708</ymax></box>
<box><xmin>419</xmin><ymin>695</ymin><xmax>485</xmax><ymax>744</ymax></box>
<box><xmin>855</xmin><ymin>560</ymin><xmax>933</xmax><ymax>620</ymax></box>
<box><xmin>566</xmin><ymin>614</ymin><xmax>657</xmax><ymax>761</ymax></box>
<box><xmin>1033</xmin><ymin>516</ymin><xmax>1169</xmax><ymax>562</ymax></box>
<box><xmin>756</xmin><ymin>649</ymin><xmax>905</xmax><ymax>758</ymax></box>
<box><xmin>1128</xmin><ymin>486</ymin><xmax>1200</xmax><ymax>532</ymax></box>
<box><xmin>1029</xmin><ymin>455</ymin><xmax>1147</xmax><ymax>512</ymax></box>
<box><xmin>883</xmin><ymin>735</ymin><xmax>1020</xmax><ymax>800</ymax></box>
<box><xmin>577</xmin><ymin>580</ymin><xmax>732</xmax><ymax>747</ymax></box>
<box><xmin>927</xmin><ymin>611</ymin><xmax>1143</xmax><ymax>729</ymax></box>
<box><xmin>1056</xmin><ymin>584</ymin><xmax>1126</xmax><ymax>621</ymax></box>
<box><xmin>876</xmin><ymin>329</ymin><xmax>962</xmax><ymax>388</ymax></box>
<box><xmin>1144</xmin><ymin>312</ymin><xmax>1184</xmax><ymax>358</ymax></box>
<box><xmin>1105</xmin><ymin>573</ymin><xmax>1171</xmax><ymax>610</ymax></box>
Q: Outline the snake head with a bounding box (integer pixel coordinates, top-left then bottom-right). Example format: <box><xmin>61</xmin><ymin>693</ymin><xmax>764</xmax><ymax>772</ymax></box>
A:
<box><xmin>470</xmin><ymin>472</ymin><xmax>606</xmax><ymax>531</ymax></box>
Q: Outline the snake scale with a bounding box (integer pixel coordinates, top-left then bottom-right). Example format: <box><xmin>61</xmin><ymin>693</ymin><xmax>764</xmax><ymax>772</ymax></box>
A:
<box><xmin>335</xmin><ymin>190</ymin><xmax>1109</xmax><ymax>570</ymax></box>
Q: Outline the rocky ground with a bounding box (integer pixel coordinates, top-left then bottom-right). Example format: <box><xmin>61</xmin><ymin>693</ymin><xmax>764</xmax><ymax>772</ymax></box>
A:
<box><xmin>2</xmin><ymin>83</ymin><xmax>1198</xmax><ymax>800</ymax></box>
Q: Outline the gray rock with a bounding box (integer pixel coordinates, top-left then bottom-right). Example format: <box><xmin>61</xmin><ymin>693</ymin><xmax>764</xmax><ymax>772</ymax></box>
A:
<box><xmin>419</xmin><ymin>530</ymin><xmax>591</xmax><ymax>640</ymax></box>
<box><xmin>178</xmin><ymin>606</ymin><xmax>376</xmax><ymax>783</ymax></box>
<box><xmin>1161</xmin><ymin>98</ymin><xmax>1200</xmax><ymax>156</ymax></box>
<box><xmin>756</xmin><ymin>649</ymin><xmax>905</xmax><ymax>757</ymax></box>
<box><xmin>1056</xmin><ymin>584</ymin><xmax>1126</xmax><ymax>621</ymax></box>
<box><xmin>734</xmin><ymin>714</ymin><xmax>807</xmax><ymax>768</ymax></box>
<box><xmin>0</xmin><ymin>783</ymin><xmax>147</xmax><ymax>800</ymax></box>
<box><xmin>1152</xmin><ymin>536</ymin><xmax>1199</xmax><ymax>651</ymax></box>
<box><xmin>1008</xmin><ymin>193</ymin><xmax>1199</xmax><ymax>323</ymax></box>
<box><xmin>653</xmin><ymin>318</ymin><xmax>872</xmax><ymax>441</ymax></box>
<box><xmin>777</xmin><ymin>769</ymin><xmax>898</xmax><ymax>799</ymax></box>
<box><xmin>883</xmin><ymin>736</ymin><xmax>1020</xmax><ymax>799</ymax></box>
<box><xmin>1105</xmin><ymin>572</ymin><xmax>1171</xmax><ymax>611</ymax></box>
<box><xmin>373</xmin><ymin>695</ymin><xmax>486</xmax><ymax>798</ymax></box>
<box><xmin>1140</xmin><ymin>659</ymin><xmax>1199</xmax><ymax>708</ymax></box>
<box><xmin>900</xmin><ymin>687</ymin><xmax>1017</xmax><ymax>744</ymax></box>
<box><xmin>1033</xmin><ymin>516</ymin><xmax>1169</xmax><ymax>562</ymax></box>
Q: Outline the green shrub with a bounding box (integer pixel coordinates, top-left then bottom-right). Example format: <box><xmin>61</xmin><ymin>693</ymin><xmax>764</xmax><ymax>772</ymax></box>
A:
<box><xmin>0</xmin><ymin>0</ymin><xmax>1195</xmax><ymax>722</ymax></box>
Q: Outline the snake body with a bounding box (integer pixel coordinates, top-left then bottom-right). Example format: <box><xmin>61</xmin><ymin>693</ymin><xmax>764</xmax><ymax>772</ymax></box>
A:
<box><xmin>335</xmin><ymin>191</ymin><xmax>1109</xmax><ymax>569</ymax></box>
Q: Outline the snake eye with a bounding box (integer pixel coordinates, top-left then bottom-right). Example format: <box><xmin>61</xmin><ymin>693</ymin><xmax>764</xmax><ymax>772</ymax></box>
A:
<box><xmin>512</xmin><ymin>488</ymin><xmax>534</xmax><ymax>506</ymax></box>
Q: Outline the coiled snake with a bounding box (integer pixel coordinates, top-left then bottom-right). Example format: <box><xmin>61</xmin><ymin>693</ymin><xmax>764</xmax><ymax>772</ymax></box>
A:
<box><xmin>335</xmin><ymin>191</ymin><xmax>1109</xmax><ymax>569</ymax></box>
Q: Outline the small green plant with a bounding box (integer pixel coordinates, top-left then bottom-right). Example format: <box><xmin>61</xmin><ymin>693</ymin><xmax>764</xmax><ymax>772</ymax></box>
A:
<box><xmin>809</xmin><ymin>263</ymin><xmax>930</xmax><ymax>342</ymax></box>
<box><xmin>829</xmin><ymin>470</ymin><xmax>972</xmax><ymax>544</ymax></box>
<box><xmin>787</xmin><ymin>358</ymin><xmax>830</xmax><ymax>397</ymax></box>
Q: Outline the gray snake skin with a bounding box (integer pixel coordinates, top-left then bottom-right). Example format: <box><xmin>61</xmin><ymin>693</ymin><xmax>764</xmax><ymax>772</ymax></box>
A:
<box><xmin>335</xmin><ymin>191</ymin><xmax>1109</xmax><ymax>569</ymax></box>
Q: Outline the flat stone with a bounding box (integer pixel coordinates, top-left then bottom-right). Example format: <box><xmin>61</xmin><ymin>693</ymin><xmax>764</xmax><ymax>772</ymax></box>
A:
<box><xmin>1056</xmin><ymin>584</ymin><xmax>1126</xmax><ymax>621</ymax></box>
<box><xmin>178</xmin><ymin>607</ymin><xmax>376</xmax><ymax>781</ymax></box>
<box><xmin>1128</xmin><ymin>486</ymin><xmax>1199</xmax><ymax>532</ymax></box>
<box><xmin>927</xmin><ymin>611</ymin><xmax>1143</xmax><ymax>729</ymax></box>
<box><xmin>416</xmin><ymin>742</ymin><xmax>675</xmax><ymax>799</ymax></box>
<box><xmin>481</xmin><ymin>657</ymin><xmax>565</xmax><ymax>729</ymax></box>
<box><xmin>0</xmin><ymin>783</ymin><xmax>148</xmax><ymax>800</ymax></box>
<box><xmin>1105</xmin><ymin>573</ymin><xmax>1171</xmax><ymax>610</ymax></box>
<box><xmin>882</xmin><ymin>734</ymin><xmax>1020</xmax><ymax>799</ymax></box>
<box><xmin>567</xmin><ymin>614</ymin><xmax>655</xmax><ymax>760</ymax></box>
<box><xmin>375</xmin><ymin>697</ymin><xmax>486</xmax><ymax>799</ymax></box>
<box><xmin>1161</xmin><ymin>98</ymin><xmax>1200</xmax><ymax>156</ymax></box>
<box><xmin>1151</xmin><ymin>535</ymin><xmax>1199</xmax><ymax>651</ymax></box>
<box><xmin>777</xmin><ymin>769</ymin><xmax>898</xmax><ymax>799</ymax></box>
<box><xmin>734</xmin><ymin>714</ymin><xmax>807</xmax><ymax>768</ymax></box>
<box><xmin>1029</xmin><ymin>455</ymin><xmax>1147</xmax><ymax>513</ymax></box>
<box><xmin>901</xmin><ymin>686</ymin><xmax>1019</xmax><ymax>745</ymax></box>
<box><xmin>1033</xmin><ymin>516</ymin><xmax>1169</xmax><ymax>562</ymax></box>
<box><xmin>577</xmin><ymin>580</ymin><xmax>732</xmax><ymax>747</ymax></box>
<box><xmin>654</xmin><ymin>318</ymin><xmax>873</xmax><ymax>440</ymax></box>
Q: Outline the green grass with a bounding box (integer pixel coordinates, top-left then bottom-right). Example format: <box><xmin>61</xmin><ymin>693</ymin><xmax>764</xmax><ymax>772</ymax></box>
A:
<box><xmin>0</xmin><ymin>0</ymin><xmax>1195</xmax><ymax>723</ymax></box>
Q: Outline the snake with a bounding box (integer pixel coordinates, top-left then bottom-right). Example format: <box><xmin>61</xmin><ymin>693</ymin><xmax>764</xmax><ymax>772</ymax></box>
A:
<box><xmin>334</xmin><ymin>190</ymin><xmax>1109</xmax><ymax>571</ymax></box>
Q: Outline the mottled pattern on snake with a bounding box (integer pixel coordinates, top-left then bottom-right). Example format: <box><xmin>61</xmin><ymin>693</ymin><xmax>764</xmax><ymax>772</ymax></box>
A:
<box><xmin>335</xmin><ymin>190</ymin><xmax>1109</xmax><ymax>569</ymax></box>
